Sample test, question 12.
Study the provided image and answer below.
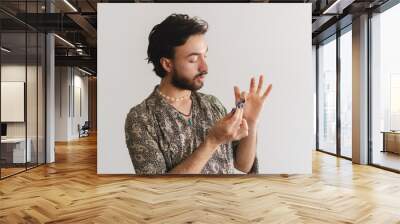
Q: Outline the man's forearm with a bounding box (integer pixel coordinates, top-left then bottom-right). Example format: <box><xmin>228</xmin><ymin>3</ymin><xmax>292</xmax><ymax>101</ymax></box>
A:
<box><xmin>168</xmin><ymin>137</ymin><xmax>220</xmax><ymax>174</ymax></box>
<box><xmin>234</xmin><ymin>122</ymin><xmax>257</xmax><ymax>173</ymax></box>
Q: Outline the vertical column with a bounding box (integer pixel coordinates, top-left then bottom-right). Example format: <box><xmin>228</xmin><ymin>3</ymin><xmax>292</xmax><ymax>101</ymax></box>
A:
<box><xmin>352</xmin><ymin>14</ymin><xmax>369</xmax><ymax>164</ymax></box>
<box><xmin>46</xmin><ymin>1</ymin><xmax>55</xmax><ymax>163</ymax></box>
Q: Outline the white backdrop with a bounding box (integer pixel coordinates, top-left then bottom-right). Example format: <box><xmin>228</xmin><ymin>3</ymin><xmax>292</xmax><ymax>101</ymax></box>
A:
<box><xmin>1</xmin><ymin>82</ymin><xmax>25</xmax><ymax>122</ymax></box>
<box><xmin>97</xmin><ymin>3</ymin><xmax>313</xmax><ymax>174</ymax></box>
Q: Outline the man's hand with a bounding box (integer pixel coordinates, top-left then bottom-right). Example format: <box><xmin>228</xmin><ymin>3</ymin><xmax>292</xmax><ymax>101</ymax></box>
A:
<box><xmin>234</xmin><ymin>75</ymin><xmax>272</xmax><ymax>126</ymax></box>
<box><xmin>169</xmin><ymin>108</ymin><xmax>248</xmax><ymax>174</ymax></box>
<box><xmin>206</xmin><ymin>107</ymin><xmax>249</xmax><ymax>146</ymax></box>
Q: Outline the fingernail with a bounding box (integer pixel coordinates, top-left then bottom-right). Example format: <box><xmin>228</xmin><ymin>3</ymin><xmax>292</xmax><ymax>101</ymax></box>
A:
<box><xmin>237</xmin><ymin>101</ymin><xmax>244</xmax><ymax>108</ymax></box>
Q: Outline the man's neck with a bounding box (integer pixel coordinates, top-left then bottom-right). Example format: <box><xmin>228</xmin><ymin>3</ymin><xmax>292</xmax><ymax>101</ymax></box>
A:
<box><xmin>159</xmin><ymin>78</ymin><xmax>191</xmax><ymax>100</ymax></box>
<box><xmin>159</xmin><ymin>78</ymin><xmax>192</xmax><ymax>115</ymax></box>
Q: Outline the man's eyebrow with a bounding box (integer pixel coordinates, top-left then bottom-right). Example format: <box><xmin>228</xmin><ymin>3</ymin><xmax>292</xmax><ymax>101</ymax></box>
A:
<box><xmin>185</xmin><ymin>47</ymin><xmax>208</xmax><ymax>58</ymax></box>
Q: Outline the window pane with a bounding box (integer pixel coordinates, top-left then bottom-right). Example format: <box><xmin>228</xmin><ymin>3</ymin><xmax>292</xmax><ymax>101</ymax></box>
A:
<box><xmin>27</xmin><ymin>31</ymin><xmax>38</xmax><ymax>169</ymax></box>
<box><xmin>371</xmin><ymin>4</ymin><xmax>400</xmax><ymax>171</ymax></box>
<box><xmin>38</xmin><ymin>32</ymin><xmax>46</xmax><ymax>165</ymax></box>
<box><xmin>0</xmin><ymin>1</ymin><xmax>46</xmax><ymax>179</ymax></box>
<box><xmin>318</xmin><ymin>37</ymin><xmax>337</xmax><ymax>154</ymax></box>
<box><xmin>1</xmin><ymin>31</ymin><xmax>28</xmax><ymax>178</ymax></box>
<box><xmin>340</xmin><ymin>29</ymin><xmax>352</xmax><ymax>158</ymax></box>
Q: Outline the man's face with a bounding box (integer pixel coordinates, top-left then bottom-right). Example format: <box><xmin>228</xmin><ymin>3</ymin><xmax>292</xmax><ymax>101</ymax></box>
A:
<box><xmin>169</xmin><ymin>34</ymin><xmax>208</xmax><ymax>91</ymax></box>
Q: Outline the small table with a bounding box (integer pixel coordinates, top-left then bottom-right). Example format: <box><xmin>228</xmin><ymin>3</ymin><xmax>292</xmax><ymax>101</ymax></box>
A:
<box><xmin>1</xmin><ymin>138</ymin><xmax>32</xmax><ymax>163</ymax></box>
<box><xmin>381</xmin><ymin>131</ymin><xmax>400</xmax><ymax>154</ymax></box>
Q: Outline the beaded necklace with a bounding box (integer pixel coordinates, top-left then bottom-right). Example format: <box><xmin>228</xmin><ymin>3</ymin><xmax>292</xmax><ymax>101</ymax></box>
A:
<box><xmin>157</xmin><ymin>89</ymin><xmax>193</xmax><ymax>126</ymax></box>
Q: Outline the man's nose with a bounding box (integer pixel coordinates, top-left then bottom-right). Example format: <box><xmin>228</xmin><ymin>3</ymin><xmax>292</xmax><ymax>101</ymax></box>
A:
<box><xmin>199</xmin><ymin>58</ymin><xmax>208</xmax><ymax>73</ymax></box>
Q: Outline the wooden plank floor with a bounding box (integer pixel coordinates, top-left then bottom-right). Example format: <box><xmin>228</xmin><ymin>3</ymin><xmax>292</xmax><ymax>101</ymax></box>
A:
<box><xmin>1</xmin><ymin>134</ymin><xmax>400</xmax><ymax>224</ymax></box>
<box><xmin>0</xmin><ymin>167</ymin><xmax>26</xmax><ymax>178</ymax></box>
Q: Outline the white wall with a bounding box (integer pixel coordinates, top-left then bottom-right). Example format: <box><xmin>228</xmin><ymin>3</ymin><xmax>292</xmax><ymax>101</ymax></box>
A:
<box><xmin>55</xmin><ymin>67</ymin><xmax>89</xmax><ymax>141</ymax></box>
<box><xmin>98</xmin><ymin>3</ymin><xmax>313</xmax><ymax>174</ymax></box>
<box><xmin>55</xmin><ymin>67</ymin><xmax>69</xmax><ymax>141</ymax></box>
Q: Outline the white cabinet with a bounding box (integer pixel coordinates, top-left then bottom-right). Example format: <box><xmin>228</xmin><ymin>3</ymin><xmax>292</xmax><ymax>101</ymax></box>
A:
<box><xmin>1</xmin><ymin>138</ymin><xmax>32</xmax><ymax>163</ymax></box>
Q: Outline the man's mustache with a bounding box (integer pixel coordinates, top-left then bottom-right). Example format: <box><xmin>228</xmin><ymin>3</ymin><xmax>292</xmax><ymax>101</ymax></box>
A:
<box><xmin>195</xmin><ymin>71</ymin><xmax>208</xmax><ymax>78</ymax></box>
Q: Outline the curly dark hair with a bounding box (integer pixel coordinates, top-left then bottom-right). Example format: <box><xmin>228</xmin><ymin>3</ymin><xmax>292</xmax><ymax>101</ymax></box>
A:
<box><xmin>146</xmin><ymin>14</ymin><xmax>209</xmax><ymax>78</ymax></box>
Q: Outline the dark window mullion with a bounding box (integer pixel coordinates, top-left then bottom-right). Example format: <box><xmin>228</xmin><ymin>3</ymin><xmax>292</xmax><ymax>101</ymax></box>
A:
<box><xmin>367</xmin><ymin>11</ymin><xmax>373</xmax><ymax>165</ymax></box>
<box><xmin>0</xmin><ymin>26</ymin><xmax>2</xmax><ymax>179</ymax></box>
<box><xmin>336</xmin><ymin>30</ymin><xmax>341</xmax><ymax>157</ymax></box>
<box><xmin>25</xmin><ymin>0</ymin><xmax>28</xmax><ymax>171</ymax></box>
<box><xmin>36</xmin><ymin>0</ymin><xmax>39</xmax><ymax>167</ymax></box>
<box><xmin>316</xmin><ymin>45</ymin><xmax>320</xmax><ymax>150</ymax></box>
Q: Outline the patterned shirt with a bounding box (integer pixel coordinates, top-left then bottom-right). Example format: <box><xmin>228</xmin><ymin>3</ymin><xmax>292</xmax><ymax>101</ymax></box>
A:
<box><xmin>124</xmin><ymin>85</ymin><xmax>258</xmax><ymax>174</ymax></box>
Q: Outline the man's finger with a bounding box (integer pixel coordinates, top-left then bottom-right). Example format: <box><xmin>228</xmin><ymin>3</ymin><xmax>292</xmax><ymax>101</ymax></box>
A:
<box><xmin>228</xmin><ymin>107</ymin><xmax>242</xmax><ymax>127</ymax></box>
<box><xmin>236</xmin><ymin>119</ymin><xmax>249</xmax><ymax>139</ymax></box>
<box><xmin>241</xmin><ymin>91</ymin><xmax>247</xmax><ymax>102</ymax></box>
<box><xmin>256</xmin><ymin>74</ymin><xmax>264</xmax><ymax>94</ymax></box>
<box><xmin>261</xmin><ymin>84</ymin><xmax>273</xmax><ymax>100</ymax></box>
<box><xmin>234</xmin><ymin>108</ymin><xmax>244</xmax><ymax>128</ymax></box>
<box><xmin>227</xmin><ymin>106</ymin><xmax>241</xmax><ymax>121</ymax></box>
<box><xmin>249</xmin><ymin>77</ymin><xmax>256</xmax><ymax>93</ymax></box>
<box><xmin>234</xmin><ymin>86</ymin><xmax>241</xmax><ymax>104</ymax></box>
<box><xmin>240</xmin><ymin>118</ymin><xmax>248</xmax><ymax>130</ymax></box>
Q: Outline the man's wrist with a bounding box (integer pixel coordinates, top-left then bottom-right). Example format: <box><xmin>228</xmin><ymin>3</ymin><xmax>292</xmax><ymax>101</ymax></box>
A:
<box><xmin>247</xmin><ymin>120</ymin><xmax>259</xmax><ymax>131</ymax></box>
<box><xmin>205</xmin><ymin>135</ymin><xmax>220</xmax><ymax>151</ymax></box>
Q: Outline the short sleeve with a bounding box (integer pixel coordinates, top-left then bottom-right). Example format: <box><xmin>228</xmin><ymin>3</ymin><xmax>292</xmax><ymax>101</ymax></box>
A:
<box><xmin>206</xmin><ymin>94</ymin><xmax>229</xmax><ymax>123</ymax></box>
<box><xmin>125</xmin><ymin>109</ymin><xmax>167</xmax><ymax>174</ymax></box>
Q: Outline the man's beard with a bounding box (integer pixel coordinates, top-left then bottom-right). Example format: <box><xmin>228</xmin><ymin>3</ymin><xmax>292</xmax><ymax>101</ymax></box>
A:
<box><xmin>171</xmin><ymin>68</ymin><xmax>207</xmax><ymax>91</ymax></box>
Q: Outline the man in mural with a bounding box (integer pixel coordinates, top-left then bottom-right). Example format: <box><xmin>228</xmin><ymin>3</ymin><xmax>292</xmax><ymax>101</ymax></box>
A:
<box><xmin>125</xmin><ymin>14</ymin><xmax>272</xmax><ymax>174</ymax></box>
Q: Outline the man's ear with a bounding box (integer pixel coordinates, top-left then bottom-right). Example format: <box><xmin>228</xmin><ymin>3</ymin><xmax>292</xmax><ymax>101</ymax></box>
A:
<box><xmin>160</xmin><ymin>57</ymin><xmax>173</xmax><ymax>74</ymax></box>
